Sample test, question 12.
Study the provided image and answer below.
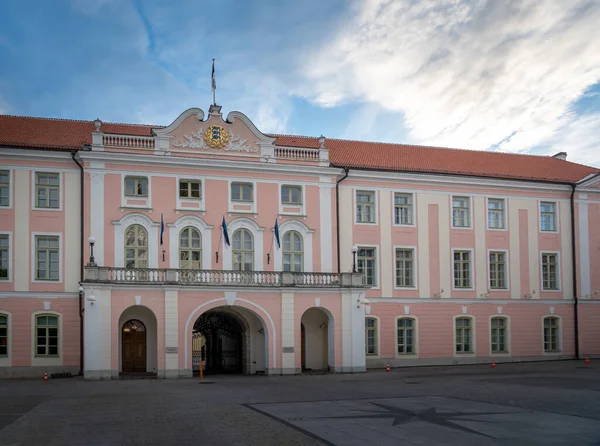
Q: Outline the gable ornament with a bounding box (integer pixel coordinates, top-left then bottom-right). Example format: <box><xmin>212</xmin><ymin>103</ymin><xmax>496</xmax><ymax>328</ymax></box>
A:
<box><xmin>172</xmin><ymin>125</ymin><xmax>257</xmax><ymax>153</ymax></box>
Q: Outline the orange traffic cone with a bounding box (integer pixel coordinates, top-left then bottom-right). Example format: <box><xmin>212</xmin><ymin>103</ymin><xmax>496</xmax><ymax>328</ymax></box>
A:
<box><xmin>491</xmin><ymin>361</ymin><xmax>496</xmax><ymax>369</ymax></box>
<box><xmin>385</xmin><ymin>363</ymin><xmax>391</xmax><ymax>373</ymax></box>
<box><xmin>44</xmin><ymin>371</ymin><xmax>48</xmax><ymax>382</ymax></box>
<box><xmin>585</xmin><ymin>357</ymin><xmax>590</xmax><ymax>365</ymax></box>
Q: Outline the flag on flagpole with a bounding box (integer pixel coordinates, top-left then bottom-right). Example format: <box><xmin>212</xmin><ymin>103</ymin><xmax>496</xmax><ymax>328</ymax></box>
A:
<box><xmin>211</xmin><ymin>58</ymin><xmax>216</xmax><ymax>105</ymax></box>
<box><xmin>160</xmin><ymin>213</ymin><xmax>165</xmax><ymax>245</ymax></box>
<box><xmin>222</xmin><ymin>216</ymin><xmax>230</xmax><ymax>246</ymax></box>
<box><xmin>274</xmin><ymin>218</ymin><xmax>280</xmax><ymax>249</ymax></box>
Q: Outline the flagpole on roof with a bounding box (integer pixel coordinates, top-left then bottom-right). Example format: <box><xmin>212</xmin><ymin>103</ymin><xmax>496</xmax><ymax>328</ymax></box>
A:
<box><xmin>211</xmin><ymin>58</ymin><xmax>216</xmax><ymax>106</ymax></box>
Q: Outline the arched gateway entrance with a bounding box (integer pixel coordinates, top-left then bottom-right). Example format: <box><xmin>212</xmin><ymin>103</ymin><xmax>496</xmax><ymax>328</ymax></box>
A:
<box><xmin>191</xmin><ymin>306</ymin><xmax>267</xmax><ymax>375</ymax></box>
<box><xmin>122</xmin><ymin>319</ymin><xmax>147</xmax><ymax>373</ymax></box>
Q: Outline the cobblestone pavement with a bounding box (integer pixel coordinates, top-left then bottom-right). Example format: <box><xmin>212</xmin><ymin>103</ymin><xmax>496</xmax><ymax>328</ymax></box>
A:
<box><xmin>1</xmin><ymin>361</ymin><xmax>599</xmax><ymax>445</ymax></box>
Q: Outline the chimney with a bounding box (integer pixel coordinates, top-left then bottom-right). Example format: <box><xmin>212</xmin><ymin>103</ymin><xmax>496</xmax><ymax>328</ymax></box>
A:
<box><xmin>552</xmin><ymin>152</ymin><xmax>567</xmax><ymax>161</ymax></box>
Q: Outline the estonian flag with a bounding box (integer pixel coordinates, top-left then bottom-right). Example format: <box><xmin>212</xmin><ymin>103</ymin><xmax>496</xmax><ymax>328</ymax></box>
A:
<box><xmin>160</xmin><ymin>213</ymin><xmax>165</xmax><ymax>246</ymax></box>
<box><xmin>274</xmin><ymin>218</ymin><xmax>280</xmax><ymax>249</ymax></box>
<box><xmin>211</xmin><ymin>59</ymin><xmax>216</xmax><ymax>91</ymax></box>
<box><xmin>222</xmin><ymin>216</ymin><xmax>230</xmax><ymax>246</ymax></box>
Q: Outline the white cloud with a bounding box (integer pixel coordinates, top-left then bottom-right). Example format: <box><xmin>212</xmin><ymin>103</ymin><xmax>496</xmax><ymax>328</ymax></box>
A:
<box><xmin>297</xmin><ymin>0</ymin><xmax>600</xmax><ymax>166</ymax></box>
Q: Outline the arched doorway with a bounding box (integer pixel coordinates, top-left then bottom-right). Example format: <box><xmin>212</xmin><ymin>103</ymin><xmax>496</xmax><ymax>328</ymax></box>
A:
<box><xmin>300</xmin><ymin>308</ymin><xmax>333</xmax><ymax>372</ymax></box>
<box><xmin>122</xmin><ymin>319</ymin><xmax>147</xmax><ymax>373</ymax></box>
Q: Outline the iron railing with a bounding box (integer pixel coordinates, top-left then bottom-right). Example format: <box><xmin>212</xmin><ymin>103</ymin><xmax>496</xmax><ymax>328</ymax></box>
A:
<box><xmin>84</xmin><ymin>266</ymin><xmax>363</xmax><ymax>288</ymax></box>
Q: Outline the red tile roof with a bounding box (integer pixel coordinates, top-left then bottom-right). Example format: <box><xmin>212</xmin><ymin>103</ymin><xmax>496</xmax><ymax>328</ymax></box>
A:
<box><xmin>0</xmin><ymin>114</ymin><xmax>597</xmax><ymax>183</ymax></box>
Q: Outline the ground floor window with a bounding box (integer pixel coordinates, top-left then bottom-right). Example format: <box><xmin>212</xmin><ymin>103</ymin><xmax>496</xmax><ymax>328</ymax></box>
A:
<box><xmin>491</xmin><ymin>317</ymin><xmax>508</xmax><ymax>353</ymax></box>
<box><xmin>544</xmin><ymin>317</ymin><xmax>560</xmax><ymax>352</ymax></box>
<box><xmin>35</xmin><ymin>314</ymin><xmax>58</xmax><ymax>356</ymax></box>
<box><xmin>365</xmin><ymin>318</ymin><xmax>378</xmax><ymax>356</ymax></box>
<box><xmin>397</xmin><ymin>318</ymin><xmax>415</xmax><ymax>354</ymax></box>
<box><xmin>0</xmin><ymin>314</ymin><xmax>7</xmax><ymax>356</ymax></box>
<box><xmin>455</xmin><ymin>317</ymin><xmax>473</xmax><ymax>353</ymax></box>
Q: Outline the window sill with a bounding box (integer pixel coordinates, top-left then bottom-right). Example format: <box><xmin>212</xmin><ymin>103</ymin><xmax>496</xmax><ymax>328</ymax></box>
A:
<box><xmin>541</xmin><ymin>289</ymin><xmax>562</xmax><ymax>293</ymax></box>
<box><xmin>120</xmin><ymin>206</ymin><xmax>152</xmax><ymax>211</ymax></box>
<box><xmin>393</xmin><ymin>223</ymin><xmax>416</xmax><ymax>228</ymax></box>
<box><xmin>355</xmin><ymin>221</ymin><xmax>378</xmax><ymax>226</ymax></box>
<box><xmin>175</xmin><ymin>208</ymin><xmax>205</xmax><ymax>213</ymax></box>
<box><xmin>279</xmin><ymin>213</ymin><xmax>307</xmax><ymax>218</ymax></box>
<box><xmin>487</xmin><ymin>227</ymin><xmax>508</xmax><ymax>232</ymax></box>
<box><xmin>451</xmin><ymin>226</ymin><xmax>473</xmax><ymax>230</ymax></box>
<box><xmin>33</xmin><ymin>207</ymin><xmax>61</xmax><ymax>212</ymax></box>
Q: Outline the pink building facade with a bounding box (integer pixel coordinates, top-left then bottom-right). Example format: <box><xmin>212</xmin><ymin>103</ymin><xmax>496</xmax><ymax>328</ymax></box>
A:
<box><xmin>0</xmin><ymin>104</ymin><xmax>599</xmax><ymax>379</ymax></box>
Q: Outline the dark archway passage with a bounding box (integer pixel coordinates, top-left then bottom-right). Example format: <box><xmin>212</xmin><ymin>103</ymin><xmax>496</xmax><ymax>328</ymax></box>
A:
<box><xmin>192</xmin><ymin>310</ymin><xmax>244</xmax><ymax>375</ymax></box>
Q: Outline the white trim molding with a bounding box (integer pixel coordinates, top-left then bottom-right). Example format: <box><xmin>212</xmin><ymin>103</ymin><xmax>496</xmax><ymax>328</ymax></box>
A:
<box><xmin>540</xmin><ymin>251</ymin><xmax>562</xmax><ymax>293</ymax></box>
<box><xmin>364</xmin><ymin>315</ymin><xmax>381</xmax><ymax>358</ymax></box>
<box><xmin>168</xmin><ymin>215</ymin><xmax>213</xmax><ymax>269</ymax></box>
<box><xmin>31</xmin><ymin>310</ymin><xmax>63</xmax><ymax>367</ymax></box>
<box><xmin>538</xmin><ymin>199</ymin><xmax>560</xmax><ymax>233</ymax></box>
<box><xmin>488</xmin><ymin>314</ymin><xmax>511</xmax><ymax>356</ymax></box>
<box><xmin>0</xmin><ymin>231</ymin><xmax>13</xmax><ymax>283</ymax></box>
<box><xmin>0</xmin><ymin>168</ymin><xmax>13</xmax><ymax>209</ymax></box>
<box><xmin>222</xmin><ymin>217</ymin><xmax>265</xmax><ymax>271</ymax></box>
<box><xmin>31</xmin><ymin>170</ymin><xmax>63</xmax><ymax>212</ymax></box>
<box><xmin>274</xmin><ymin>219</ymin><xmax>314</xmax><ymax>272</ymax></box>
<box><xmin>121</xmin><ymin>173</ymin><xmax>152</xmax><ymax>210</ymax></box>
<box><xmin>392</xmin><ymin>190</ymin><xmax>417</xmax><ymax>227</ymax></box>
<box><xmin>393</xmin><ymin>245</ymin><xmax>418</xmax><ymax>290</ymax></box>
<box><xmin>450</xmin><ymin>195</ymin><xmax>473</xmax><ymax>230</ymax></box>
<box><xmin>487</xmin><ymin>248</ymin><xmax>510</xmax><ymax>292</ymax></box>
<box><xmin>0</xmin><ymin>311</ymin><xmax>12</xmax><ymax>367</ymax></box>
<box><xmin>31</xmin><ymin>232</ymin><xmax>63</xmax><ymax>284</ymax></box>
<box><xmin>451</xmin><ymin>247</ymin><xmax>475</xmax><ymax>291</ymax></box>
<box><xmin>175</xmin><ymin>176</ymin><xmax>206</xmax><ymax>213</ymax></box>
<box><xmin>395</xmin><ymin>314</ymin><xmax>419</xmax><ymax>359</ymax></box>
<box><xmin>113</xmin><ymin>213</ymin><xmax>159</xmax><ymax>268</ymax></box>
<box><xmin>542</xmin><ymin>314</ymin><xmax>562</xmax><ymax>355</ymax></box>
<box><xmin>453</xmin><ymin>314</ymin><xmax>476</xmax><ymax>356</ymax></box>
<box><xmin>485</xmin><ymin>196</ymin><xmax>508</xmax><ymax>231</ymax></box>
<box><xmin>354</xmin><ymin>188</ymin><xmax>379</xmax><ymax>226</ymax></box>
<box><xmin>228</xmin><ymin>179</ymin><xmax>257</xmax><ymax>215</ymax></box>
<box><xmin>278</xmin><ymin>182</ymin><xmax>306</xmax><ymax>217</ymax></box>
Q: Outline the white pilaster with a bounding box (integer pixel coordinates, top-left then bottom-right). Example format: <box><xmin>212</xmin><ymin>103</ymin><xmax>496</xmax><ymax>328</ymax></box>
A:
<box><xmin>90</xmin><ymin>171</ymin><xmax>105</xmax><ymax>266</ymax></box>
<box><xmin>84</xmin><ymin>287</ymin><xmax>112</xmax><ymax>380</ymax></box>
<box><xmin>474</xmin><ymin>196</ymin><xmax>487</xmax><ymax>297</ymax></box>
<box><xmin>417</xmin><ymin>197</ymin><xmax>430</xmax><ymax>297</ymax></box>
<box><xmin>319</xmin><ymin>182</ymin><xmax>334</xmax><ymax>272</ymax></box>
<box><xmin>379</xmin><ymin>190</ymin><xmax>392</xmax><ymax>297</ymax></box>
<box><xmin>64</xmin><ymin>172</ymin><xmax>81</xmax><ymax>292</ymax></box>
<box><xmin>281</xmin><ymin>292</ymin><xmax>295</xmax><ymax>373</ymax></box>
<box><xmin>508</xmin><ymin>199</ymin><xmax>522</xmax><ymax>299</ymax></box>
<box><xmin>14</xmin><ymin>170</ymin><xmax>29</xmax><ymax>291</ymax></box>
<box><xmin>338</xmin><ymin>186</ymin><xmax>353</xmax><ymax>272</ymax></box>
<box><xmin>560</xmin><ymin>202</ymin><xmax>573</xmax><ymax>298</ymax></box>
<box><xmin>164</xmin><ymin>289</ymin><xmax>179</xmax><ymax>377</ymax></box>
<box><xmin>579</xmin><ymin>200</ymin><xmax>591</xmax><ymax>298</ymax></box>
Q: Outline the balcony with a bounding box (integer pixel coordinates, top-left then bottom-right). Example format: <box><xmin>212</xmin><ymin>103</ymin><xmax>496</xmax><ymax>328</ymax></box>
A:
<box><xmin>84</xmin><ymin>266</ymin><xmax>364</xmax><ymax>288</ymax></box>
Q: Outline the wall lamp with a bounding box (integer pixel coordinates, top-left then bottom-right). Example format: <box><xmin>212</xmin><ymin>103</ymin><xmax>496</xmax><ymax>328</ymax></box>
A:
<box><xmin>88</xmin><ymin>236</ymin><xmax>97</xmax><ymax>267</ymax></box>
<box><xmin>352</xmin><ymin>245</ymin><xmax>358</xmax><ymax>273</ymax></box>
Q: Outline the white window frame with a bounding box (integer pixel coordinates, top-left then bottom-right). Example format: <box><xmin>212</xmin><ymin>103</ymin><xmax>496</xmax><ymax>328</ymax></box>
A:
<box><xmin>31</xmin><ymin>232</ymin><xmax>62</xmax><ymax>284</ymax></box>
<box><xmin>124</xmin><ymin>176</ymin><xmax>149</xmax><ymax>198</ymax></box>
<box><xmin>539</xmin><ymin>201</ymin><xmax>559</xmax><ymax>232</ymax></box>
<box><xmin>540</xmin><ymin>251</ymin><xmax>561</xmax><ymax>292</ymax></box>
<box><xmin>223</xmin><ymin>217</ymin><xmax>264</xmax><ymax>271</ymax></box>
<box><xmin>488</xmin><ymin>249</ymin><xmax>509</xmax><ymax>291</ymax></box>
<box><xmin>0</xmin><ymin>231</ymin><xmax>12</xmax><ymax>282</ymax></box>
<box><xmin>354</xmin><ymin>190</ymin><xmax>378</xmax><ymax>225</ymax></box>
<box><xmin>396</xmin><ymin>316</ymin><xmax>418</xmax><ymax>356</ymax></box>
<box><xmin>542</xmin><ymin>315</ymin><xmax>562</xmax><ymax>354</ymax></box>
<box><xmin>0</xmin><ymin>311</ymin><xmax>11</xmax><ymax>367</ymax></box>
<box><xmin>0</xmin><ymin>169</ymin><xmax>12</xmax><ymax>209</ymax></box>
<box><xmin>278</xmin><ymin>182</ymin><xmax>306</xmax><ymax>216</ymax></box>
<box><xmin>453</xmin><ymin>315</ymin><xmax>476</xmax><ymax>355</ymax></box>
<box><xmin>452</xmin><ymin>248</ymin><xmax>474</xmax><ymax>291</ymax></box>
<box><xmin>393</xmin><ymin>192</ymin><xmax>416</xmax><ymax>227</ymax></box>
<box><xmin>356</xmin><ymin>245</ymin><xmax>379</xmax><ymax>289</ymax></box>
<box><xmin>451</xmin><ymin>195</ymin><xmax>472</xmax><ymax>229</ymax></box>
<box><xmin>393</xmin><ymin>245</ymin><xmax>417</xmax><ymax>290</ymax></box>
<box><xmin>365</xmin><ymin>316</ymin><xmax>380</xmax><ymax>357</ymax></box>
<box><xmin>120</xmin><ymin>173</ymin><xmax>152</xmax><ymax>210</ymax></box>
<box><xmin>228</xmin><ymin>179</ymin><xmax>257</xmax><ymax>215</ymax></box>
<box><xmin>232</xmin><ymin>228</ymin><xmax>255</xmax><ymax>271</ymax></box>
<box><xmin>274</xmin><ymin>220</ymin><xmax>313</xmax><ymax>273</ymax></box>
<box><xmin>486</xmin><ymin>197</ymin><xmax>507</xmax><ymax>231</ymax></box>
<box><xmin>31</xmin><ymin>310</ymin><xmax>63</xmax><ymax>367</ymax></box>
<box><xmin>489</xmin><ymin>314</ymin><xmax>510</xmax><ymax>355</ymax></box>
<box><xmin>175</xmin><ymin>177</ymin><xmax>205</xmax><ymax>212</ymax></box>
<box><xmin>114</xmin><ymin>213</ymin><xmax>159</xmax><ymax>269</ymax></box>
<box><xmin>168</xmin><ymin>215</ymin><xmax>212</xmax><ymax>270</ymax></box>
<box><xmin>32</xmin><ymin>171</ymin><xmax>62</xmax><ymax>211</ymax></box>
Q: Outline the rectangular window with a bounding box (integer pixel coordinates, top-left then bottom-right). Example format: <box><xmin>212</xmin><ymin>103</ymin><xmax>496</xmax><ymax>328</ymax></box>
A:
<box><xmin>35</xmin><ymin>172</ymin><xmax>60</xmax><ymax>208</ymax></box>
<box><xmin>455</xmin><ymin>317</ymin><xmax>473</xmax><ymax>353</ymax></box>
<box><xmin>35</xmin><ymin>236</ymin><xmax>59</xmax><ymax>281</ymax></box>
<box><xmin>365</xmin><ymin>318</ymin><xmax>377</xmax><ymax>355</ymax></box>
<box><xmin>357</xmin><ymin>247</ymin><xmax>376</xmax><ymax>286</ymax></box>
<box><xmin>394</xmin><ymin>193</ymin><xmax>413</xmax><ymax>225</ymax></box>
<box><xmin>231</xmin><ymin>182</ymin><xmax>253</xmax><ymax>202</ymax></box>
<box><xmin>124</xmin><ymin>176</ymin><xmax>148</xmax><ymax>197</ymax></box>
<box><xmin>0</xmin><ymin>170</ymin><xmax>9</xmax><ymax>207</ymax></box>
<box><xmin>397</xmin><ymin>318</ymin><xmax>415</xmax><ymax>354</ymax></box>
<box><xmin>453</xmin><ymin>250</ymin><xmax>472</xmax><ymax>288</ymax></box>
<box><xmin>0</xmin><ymin>235</ymin><xmax>8</xmax><ymax>280</ymax></box>
<box><xmin>0</xmin><ymin>314</ymin><xmax>7</xmax><ymax>356</ymax></box>
<box><xmin>544</xmin><ymin>317</ymin><xmax>560</xmax><ymax>352</ymax></box>
<box><xmin>487</xmin><ymin>198</ymin><xmax>505</xmax><ymax>229</ymax></box>
<box><xmin>452</xmin><ymin>196</ymin><xmax>471</xmax><ymax>228</ymax></box>
<box><xmin>395</xmin><ymin>248</ymin><xmax>414</xmax><ymax>288</ymax></box>
<box><xmin>356</xmin><ymin>191</ymin><xmax>375</xmax><ymax>223</ymax></box>
<box><xmin>35</xmin><ymin>315</ymin><xmax>58</xmax><ymax>356</ymax></box>
<box><xmin>281</xmin><ymin>185</ymin><xmax>302</xmax><ymax>205</ymax></box>
<box><xmin>540</xmin><ymin>202</ymin><xmax>557</xmax><ymax>231</ymax></box>
<box><xmin>491</xmin><ymin>317</ymin><xmax>507</xmax><ymax>353</ymax></box>
<box><xmin>179</xmin><ymin>180</ymin><xmax>201</xmax><ymax>199</ymax></box>
<box><xmin>489</xmin><ymin>251</ymin><xmax>507</xmax><ymax>289</ymax></box>
<box><xmin>542</xmin><ymin>253</ymin><xmax>559</xmax><ymax>290</ymax></box>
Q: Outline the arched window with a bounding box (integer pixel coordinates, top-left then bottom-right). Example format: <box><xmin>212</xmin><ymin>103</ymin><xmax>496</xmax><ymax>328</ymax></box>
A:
<box><xmin>491</xmin><ymin>317</ymin><xmax>508</xmax><ymax>353</ymax></box>
<box><xmin>543</xmin><ymin>316</ymin><xmax>560</xmax><ymax>352</ymax></box>
<box><xmin>283</xmin><ymin>231</ymin><xmax>303</xmax><ymax>272</ymax></box>
<box><xmin>179</xmin><ymin>227</ymin><xmax>201</xmax><ymax>269</ymax></box>
<box><xmin>125</xmin><ymin>225</ymin><xmax>148</xmax><ymax>269</ymax></box>
<box><xmin>35</xmin><ymin>314</ymin><xmax>59</xmax><ymax>356</ymax></box>
<box><xmin>397</xmin><ymin>318</ymin><xmax>415</xmax><ymax>354</ymax></box>
<box><xmin>455</xmin><ymin>317</ymin><xmax>473</xmax><ymax>353</ymax></box>
<box><xmin>233</xmin><ymin>229</ymin><xmax>253</xmax><ymax>271</ymax></box>
<box><xmin>365</xmin><ymin>317</ymin><xmax>378</xmax><ymax>356</ymax></box>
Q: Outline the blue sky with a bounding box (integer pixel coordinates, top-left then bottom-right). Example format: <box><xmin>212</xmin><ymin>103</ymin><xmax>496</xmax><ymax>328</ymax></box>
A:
<box><xmin>1</xmin><ymin>0</ymin><xmax>599</xmax><ymax>167</ymax></box>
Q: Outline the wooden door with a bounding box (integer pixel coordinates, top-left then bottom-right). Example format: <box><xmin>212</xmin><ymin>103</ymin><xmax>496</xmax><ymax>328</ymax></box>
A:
<box><xmin>122</xmin><ymin>320</ymin><xmax>147</xmax><ymax>373</ymax></box>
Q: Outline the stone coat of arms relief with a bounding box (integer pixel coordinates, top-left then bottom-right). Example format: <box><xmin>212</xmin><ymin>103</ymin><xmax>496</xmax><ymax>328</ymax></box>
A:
<box><xmin>172</xmin><ymin>124</ymin><xmax>257</xmax><ymax>153</ymax></box>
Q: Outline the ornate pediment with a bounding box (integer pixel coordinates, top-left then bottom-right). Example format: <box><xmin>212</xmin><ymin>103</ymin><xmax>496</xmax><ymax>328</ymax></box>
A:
<box><xmin>172</xmin><ymin>125</ymin><xmax>257</xmax><ymax>153</ymax></box>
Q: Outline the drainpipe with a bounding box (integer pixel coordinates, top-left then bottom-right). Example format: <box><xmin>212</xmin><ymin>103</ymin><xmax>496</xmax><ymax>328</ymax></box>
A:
<box><xmin>335</xmin><ymin>168</ymin><xmax>350</xmax><ymax>273</ymax></box>
<box><xmin>570</xmin><ymin>183</ymin><xmax>579</xmax><ymax>359</ymax></box>
<box><xmin>71</xmin><ymin>150</ymin><xmax>85</xmax><ymax>376</ymax></box>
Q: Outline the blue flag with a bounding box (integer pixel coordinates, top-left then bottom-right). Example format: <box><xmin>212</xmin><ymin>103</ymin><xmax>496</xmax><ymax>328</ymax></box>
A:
<box><xmin>274</xmin><ymin>218</ymin><xmax>280</xmax><ymax>249</ymax></box>
<box><xmin>222</xmin><ymin>216</ymin><xmax>230</xmax><ymax>246</ymax></box>
<box><xmin>160</xmin><ymin>213</ymin><xmax>164</xmax><ymax>245</ymax></box>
